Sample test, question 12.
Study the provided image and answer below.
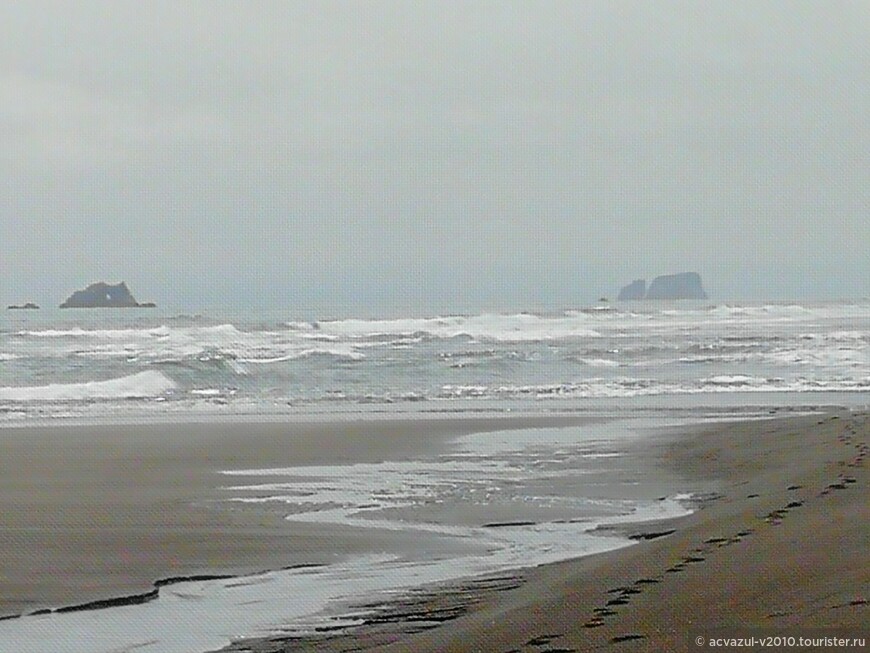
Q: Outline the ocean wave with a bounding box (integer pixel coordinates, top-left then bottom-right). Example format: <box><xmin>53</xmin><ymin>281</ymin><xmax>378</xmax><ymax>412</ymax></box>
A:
<box><xmin>190</xmin><ymin>388</ymin><xmax>234</xmax><ymax>397</ymax></box>
<box><xmin>760</xmin><ymin>348</ymin><xmax>868</xmax><ymax>368</ymax></box>
<box><xmin>437</xmin><ymin>349</ymin><xmax>530</xmax><ymax>368</ymax></box>
<box><xmin>659</xmin><ymin>304</ymin><xmax>812</xmax><ymax>318</ymax></box>
<box><xmin>17</xmin><ymin>326</ymin><xmax>172</xmax><ymax>339</ymax></box>
<box><xmin>16</xmin><ymin>323</ymin><xmax>244</xmax><ymax>340</ymax></box>
<box><xmin>708</xmin><ymin>304</ymin><xmax>807</xmax><ymax>318</ymax></box>
<box><xmin>702</xmin><ymin>374</ymin><xmax>770</xmax><ymax>386</ymax></box>
<box><xmin>1</xmin><ymin>301</ymin><xmax>866</xmax><ymax>417</ymax></box>
<box><xmin>0</xmin><ymin>371</ymin><xmax>176</xmax><ymax>401</ymax></box>
<box><xmin>438</xmin><ymin>376</ymin><xmax>870</xmax><ymax>400</ymax></box>
<box><xmin>566</xmin><ymin>356</ymin><xmax>620</xmax><ymax>368</ymax></box>
<box><xmin>13</xmin><ymin>324</ymin><xmax>367</xmax><ymax>367</ymax></box>
<box><xmin>316</xmin><ymin>314</ymin><xmax>601</xmax><ymax>342</ymax></box>
<box><xmin>151</xmin><ymin>348</ymin><xmax>239</xmax><ymax>367</ymax></box>
<box><xmin>799</xmin><ymin>330</ymin><xmax>869</xmax><ymax>342</ymax></box>
<box><xmin>284</xmin><ymin>321</ymin><xmax>321</xmax><ymax>331</ymax></box>
<box><xmin>677</xmin><ymin>355</ymin><xmax>746</xmax><ymax>364</ymax></box>
<box><xmin>237</xmin><ymin>346</ymin><xmax>365</xmax><ymax>363</ymax></box>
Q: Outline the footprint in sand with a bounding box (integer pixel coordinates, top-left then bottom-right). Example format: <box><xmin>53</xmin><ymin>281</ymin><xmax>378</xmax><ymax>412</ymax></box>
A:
<box><xmin>611</xmin><ymin>634</ymin><xmax>647</xmax><ymax>643</ymax></box>
<box><xmin>583</xmin><ymin>619</ymin><xmax>605</xmax><ymax>628</ymax></box>
<box><xmin>526</xmin><ymin>634</ymin><xmax>560</xmax><ymax>646</ymax></box>
<box><xmin>606</xmin><ymin>597</ymin><xmax>631</xmax><ymax>605</ymax></box>
<box><xmin>818</xmin><ymin>477</ymin><xmax>854</xmax><ymax>496</ymax></box>
<box><xmin>606</xmin><ymin>586</ymin><xmax>640</xmax><ymax>595</ymax></box>
<box><xmin>763</xmin><ymin>509</ymin><xmax>788</xmax><ymax>524</ymax></box>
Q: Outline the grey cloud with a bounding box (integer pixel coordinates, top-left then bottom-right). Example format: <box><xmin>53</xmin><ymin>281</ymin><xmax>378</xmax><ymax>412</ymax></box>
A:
<box><xmin>1</xmin><ymin>1</ymin><xmax>867</xmax><ymax>312</ymax></box>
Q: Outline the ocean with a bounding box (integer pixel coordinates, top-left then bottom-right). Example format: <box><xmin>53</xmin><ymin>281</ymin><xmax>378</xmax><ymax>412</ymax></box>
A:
<box><xmin>0</xmin><ymin>300</ymin><xmax>868</xmax><ymax>652</ymax></box>
<box><xmin>1</xmin><ymin>300</ymin><xmax>868</xmax><ymax>421</ymax></box>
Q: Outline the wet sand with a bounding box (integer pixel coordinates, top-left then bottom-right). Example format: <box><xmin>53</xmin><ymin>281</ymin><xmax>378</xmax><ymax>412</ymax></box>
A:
<box><xmin>0</xmin><ymin>414</ymin><xmax>587</xmax><ymax>618</ymax></box>
<box><xmin>232</xmin><ymin>411</ymin><xmax>869</xmax><ymax>653</ymax></box>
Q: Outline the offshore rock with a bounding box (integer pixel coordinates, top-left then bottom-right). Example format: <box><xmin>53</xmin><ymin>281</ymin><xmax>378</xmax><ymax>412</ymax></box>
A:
<box><xmin>617</xmin><ymin>279</ymin><xmax>646</xmax><ymax>301</ymax></box>
<box><xmin>59</xmin><ymin>282</ymin><xmax>155</xmax><ymax>308</ymax></box>
<box><xmin>645</xmin><ymin>272</ymin><xmax>707</xmax><ymax>300</ymax></box>
<box><xmin>7</xmin><ymin>302</ymin><xmax>39</xmax><ymax>309</ymax></box>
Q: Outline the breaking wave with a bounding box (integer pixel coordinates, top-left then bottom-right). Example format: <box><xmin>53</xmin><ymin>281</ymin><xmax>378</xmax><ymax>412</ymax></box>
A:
<box><xmin>437</xmin><ymin>376</ymin><xmax>870</xmax><ymax>400</ymax></box>
<box><xmin>1</xmin><ymin>300</ymin><xmax>867</xmax><ymax>419</ymax></box>
<box><xmin>315</xmin><ymin>314</ymin><xmax>602</xmax><ymax>342</ymax></box>
<box><xmin>0</xmin><ymin>371</ymin><xmax>177</xmax><ymax>401</ymax></box>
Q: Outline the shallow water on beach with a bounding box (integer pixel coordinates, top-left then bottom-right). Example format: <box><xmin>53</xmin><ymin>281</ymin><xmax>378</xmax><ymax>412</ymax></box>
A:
<box><xmin>0</xmin><ymin>417</ymin><xmax>693</xmax><ymax>653</ymax></box>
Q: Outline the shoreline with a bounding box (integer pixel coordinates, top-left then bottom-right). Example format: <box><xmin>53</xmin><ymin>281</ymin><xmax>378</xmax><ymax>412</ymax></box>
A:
<box><xmin>222</xmin><ymin>410</ymin><xmax>869</xmax><ymax>652</ymax></box>
<box><xmin>0</xmin><ymin>395</ymin><xmax>856</xmax><ymax>432</ymax></box>
<box><xmin>0</xmin><ymin>413</ymin><xmax>594</xmax><ymax>619</ymax></box>
<box><xmin>1</xmin><ymin>409</ymin><xmax>866</xmax><ymax>652</ymax></box>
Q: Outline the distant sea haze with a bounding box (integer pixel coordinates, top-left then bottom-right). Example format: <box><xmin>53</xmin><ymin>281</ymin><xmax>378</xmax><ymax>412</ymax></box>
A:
<box><xmin>0</xmin><ymin>301</ymin><xmax>868</xmax><ymax>421</ymax></box>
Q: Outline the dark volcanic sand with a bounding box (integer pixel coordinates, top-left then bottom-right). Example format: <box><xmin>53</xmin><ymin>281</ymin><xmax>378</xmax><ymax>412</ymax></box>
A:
<box><xmin>224</xmin><ymin>412</ymin><xmax>869</xmax><ymax>653</ymax></box>
<box><xmin>0</xmin><ymin>414</ymin><xmax>586</xmax><ymax>617</ymax></box>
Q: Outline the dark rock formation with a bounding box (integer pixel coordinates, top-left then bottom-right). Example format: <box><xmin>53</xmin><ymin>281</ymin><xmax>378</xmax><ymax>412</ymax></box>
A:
<box><xmin>616</xmin><ymin>273</ymin><xmax>708</xmax><ymax>300</ymax></box>
<box><xmin>59</xmin><ymin>282</ymin><xmax>156</xmax><ymax>309</ymax></box>
<box><xmin>645</xmin><ymin>272</ymin><xmax>707</xmax><ymax>300</ymax></box>
<box><xmin>7</xmin><ymin>302</ymin><xmax>39</xmax><ymax>310</ymax></box>
<box><xmin>617</xmin><ymin>279</ymin><xmax>646</xmax><ymax>301</ymax></box>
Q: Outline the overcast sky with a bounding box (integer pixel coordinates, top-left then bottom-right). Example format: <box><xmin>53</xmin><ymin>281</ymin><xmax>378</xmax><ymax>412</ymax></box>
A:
<box><xmin>1</xmin><ymin>1</ymin><xmax>867</xmax><ymax>315</ymax></box>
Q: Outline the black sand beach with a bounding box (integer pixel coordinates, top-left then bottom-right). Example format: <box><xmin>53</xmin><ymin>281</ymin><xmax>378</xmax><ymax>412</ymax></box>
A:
<box><xmin>220</xmin><ymin>412</ymin><xmax>869</xmax><ymax>653</ymax></box>
<box><xmin>1</xmin><ymin>412</ymin><xmax>867</xmax><ymax>653</ymax></box>
<box><xmin>0</xmin><ymin>414</ymin><xmax>588</xmax><ymax>618</ymax></box>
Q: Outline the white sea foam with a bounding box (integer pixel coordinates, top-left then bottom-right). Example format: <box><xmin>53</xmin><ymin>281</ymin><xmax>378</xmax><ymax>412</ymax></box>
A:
<box><xmin>704</xmin><ymin>374</ymin><xmax>764</xmax><ymax>385</ymax></box>
<box><xmin>1</xmin><ymin>300</ymin><xmax>868</xmax><ymax>419</ymax></box>
<box><xmin>760</xmin><ymin>347</ymin><xmax>868</xmax><ymax>368</ymax></box>
<box><xmin>17</xmin><ymin>326</ymin><xmax>172</xmax><ymax>339</ymax></box>
<box><xmin>316</xmin><ymin>313</ymin><xmax>601</xmax><ymax>342</ymax></box>
<box><xmin>0</xmin><ymin>371</ymin><xmax>176</xmax><ymax>401</ymax></box>
<box><xmin>237</xmin><ymin>345</ymin><xmax>365</xmax><ymax>363</ymax></box>
<box><xmin>222</xmin><ymin>422</ymin><xmax>663</xmax><ymax>532</ymax></box>
<box><xmin>13</xmin><ymin>323</ymin><xmax>367</xmax><ymax>366</ymax></box>
<box><xmin>573</xmin><ymin>357</ymin><xmax>620</xmax><ymax>368</ymax></box>
<box><xmin>435</xmin><ymin>376</ymin><xmax>870</xmax><ymax>400</ymax></box>
<box><xmin>670</xmin><ymin>304</ymin><xmax>813</xmax><ymax>319</ymax></box>
<box><xmin>234</xmin><ymin>353</ymin><xmax>300</xmax><ymax>364</ymax></box>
